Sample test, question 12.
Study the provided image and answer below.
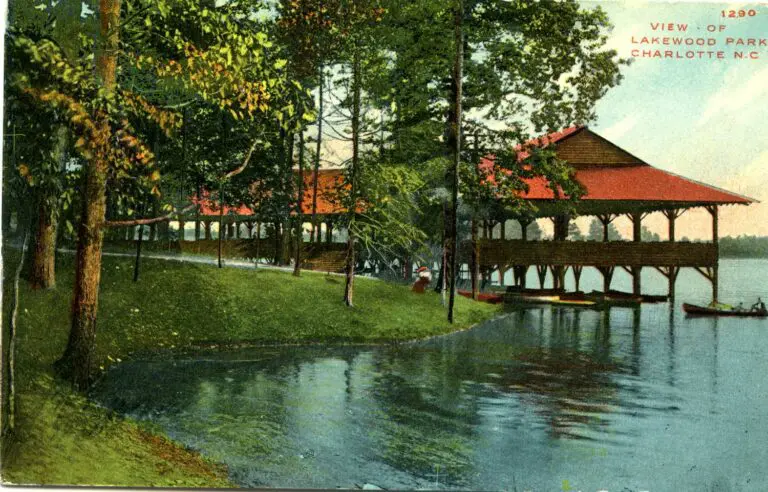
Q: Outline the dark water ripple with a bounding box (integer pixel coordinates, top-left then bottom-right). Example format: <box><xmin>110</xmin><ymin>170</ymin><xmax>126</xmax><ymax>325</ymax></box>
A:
<box><xmin>90</xmin><ymin>259</ymin><xmax>768</xmax><ymax>491</ymax></box>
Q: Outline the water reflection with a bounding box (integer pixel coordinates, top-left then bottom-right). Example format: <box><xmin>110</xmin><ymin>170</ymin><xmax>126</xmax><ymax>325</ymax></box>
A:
<box><xmin>91</xmin><ymin>264</ymin><xmax>768</xmax><ymax>490</ymax></box>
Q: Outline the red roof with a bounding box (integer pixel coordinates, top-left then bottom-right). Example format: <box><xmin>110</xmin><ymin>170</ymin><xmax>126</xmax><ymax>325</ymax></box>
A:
<box><xmin>484</xmin><ymin>126</ymin><xmax>752</xmax><ymax>206</ymax></box>
<box><xmin>515</xmin><ymin>125</ymin><xmax>584</xmax><ymax>161</ymax></box>
<box><xmin>193</xmin><ymin>169</ymin><xmax>347</xmax><ymax>217</ymax></box>
<box><xmin>521</xmin><ymin>166</ymin><xmax>751</xmax><ymax>203</ymax></box>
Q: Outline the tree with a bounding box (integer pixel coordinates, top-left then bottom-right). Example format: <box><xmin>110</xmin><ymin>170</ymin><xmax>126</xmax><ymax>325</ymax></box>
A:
<box><xmin>568</xmin><ymin>222</ymin><xmax>584</xmax><ymax>241</ymax></box>
<box><xmin>587</xmin><ymin>217</ymin><xmax>621</xmax><ymax>241</ymax></box>
<box><xmin>528</xmin><ymin>220</ymin><xmax>543</xmax><ymax>240</ymax></box>
<box><xmin>5</xmin><ymin>0</ymin><xmax>88</xmax><ymax>289</ymax></box>
<box><xmin>641</xmin><ymin>225</ymin><xmax>660</xmax><ymax>242</ymax></box>
<box><xmin>375</xmin><ymin>0</ymin><xmax>626</xmax><ymax>321</ymax></box>
<box><xmin>15</xmin><ymin>0</ymin><xmax>305</xmax><ymax>388</ymax></box>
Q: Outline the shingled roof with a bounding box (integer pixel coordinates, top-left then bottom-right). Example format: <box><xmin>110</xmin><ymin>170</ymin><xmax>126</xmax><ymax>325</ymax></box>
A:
<box><xmin>193</xmin><ymin>169</ymin><xmax>347</xmax><ymax>217</ymax></box>
<box><xmin>483</xmin><ymin>126</ymin><xmax>752</xmax><ymax>215</ymax></box>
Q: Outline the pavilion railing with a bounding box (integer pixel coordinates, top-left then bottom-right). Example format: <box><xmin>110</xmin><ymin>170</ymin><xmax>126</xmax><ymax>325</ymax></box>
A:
<box><xmin>460</xmin><ymin>239</ymin><xmax>717</xmax><ymax>268</ymax></box>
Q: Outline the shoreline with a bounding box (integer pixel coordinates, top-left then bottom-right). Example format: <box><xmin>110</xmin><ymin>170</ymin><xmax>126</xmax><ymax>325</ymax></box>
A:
<box><xmin>1</xmin><ymin>250</ymin><xmax>500</xmax><ymax>487</ymax></box>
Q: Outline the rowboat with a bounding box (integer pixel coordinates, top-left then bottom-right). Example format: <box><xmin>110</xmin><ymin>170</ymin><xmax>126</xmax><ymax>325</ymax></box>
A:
<box><xmin>550</xmin><ymin>298</ymin><xmax>598</xmax><ymax>308</ymax></box>
<box><xmin>588</xmin><ymin>290</ymin><xmax>642</xmax><ymax>306</ymax></box>
<box><xmin>504</xmin><ymin>293</ymin><xmax>561</xmax><ymax>304</ymax></box>
<box><xmin>607</xmin><ymin>290</ymin><xmax>667</xmax><ymax>303</ymax></box>
<box><xmin>457</xmin><ymin>290</ymin><xmax>505</xmax><ymax>304</ymax></box>
<box><xmin>682</xmin><ymin>303</ymin><xmax>768</xmax><ymax>318</ymax></box>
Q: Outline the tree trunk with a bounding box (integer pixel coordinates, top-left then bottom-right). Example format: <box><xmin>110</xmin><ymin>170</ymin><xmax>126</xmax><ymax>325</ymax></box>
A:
<box><xmin>31</xmin><ymin>125</ymin><xmax>68</xmax><ymax>289</ymax></box>
<box><xmin>471</xmin><ymin>217</ymin><xmax>479</xmax><ymax>300</ymax></box>
<box><xmin>218</xmin><ymin>184</ymin><xmax>224</xmax><ymax>268</ymax></box>
<box><xmin>310</xmin><ymin>64</ymin><xmax>324</xmax><ymax>243</ymax></box>
<box><xmin>343</xmin><ymin>44</ymin><xmax>361</xmax><ymax>307</ymax></box>
<box><xmin>148</xmin><ymin>197</ymin><xmax>158</xmax><ymax>241</ymax></box>
<box><xmin>55</xmin><ymin>0</ymin><xmax>120</xmax><ymax>390</ymax></box>
<box><xmin>294</xmin><ymin>130</ymin><xmax>305</xmax><ymax>276</ymax></box>
<box><xmin>31</xmin><ymin>200</ymin><xmax>58</xmax><ymax>289</ymax></box>
<box><xmin>133</xmin><ymin>222</ymin><xmax>144</xmax><ymax>282</ymax></box>
<box><xmin>446</xmin><ymin>0</ymin><xmax>463</xmax><ymax>323</ymax></box>
<box><xmin>272</xmin><ymin>221</ymin><xmax>279</xmax><ymax>264</ymax></box>
<box><xmin>4</xmin><ymin>219</ymin><xmax>30</xmax><ymax>434</ymax></box>
<box><xmin>194</xmin><ymin>179</ymin><xmax>202</xmax><ymax>241</ymax></box>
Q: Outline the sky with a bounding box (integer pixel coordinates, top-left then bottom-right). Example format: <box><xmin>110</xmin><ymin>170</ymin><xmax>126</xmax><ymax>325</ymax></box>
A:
<box><xmin>585</xmin><ymin>1</ymin><xmax>768</xmax><ymax>239</ymax></box>
<box><xmin>315</xmin><ymin>1</ymin><xmax>768</xmax><ymax>240</ymax></box>
<box><xmin>0</xmin><ymin>1</ymin><xmax>765</xmax><ymax>240</ymax></box>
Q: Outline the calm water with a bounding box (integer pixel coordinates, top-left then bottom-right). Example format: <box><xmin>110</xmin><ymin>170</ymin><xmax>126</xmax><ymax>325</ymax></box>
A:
<box><xmin>90</xmin><ymin>259</ymin><xmax>768</xmax><ymax>491</ymax></box>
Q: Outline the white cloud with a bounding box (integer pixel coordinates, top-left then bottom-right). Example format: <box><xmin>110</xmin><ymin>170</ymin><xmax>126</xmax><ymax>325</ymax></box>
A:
<box><xmin>697</xmin><ymin>65</ymin><xmax>768</xmax><ymax>127</ymax></box>
<box><xmin>721</xmin><ymin>150</ymin><xmax>768</xmax><ymax>199</ymax></box>
<box><xmin>600</xmin><ymin>115</ymin><xmax>640</xmax><ymax>141</ymax></box>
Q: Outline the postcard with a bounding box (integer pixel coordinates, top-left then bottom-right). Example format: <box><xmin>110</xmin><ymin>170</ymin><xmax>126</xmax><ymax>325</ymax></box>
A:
<box><xmin>1</xmin><ymin>0</ymin><xmax>767</xmax><ymax>490</ymax></box>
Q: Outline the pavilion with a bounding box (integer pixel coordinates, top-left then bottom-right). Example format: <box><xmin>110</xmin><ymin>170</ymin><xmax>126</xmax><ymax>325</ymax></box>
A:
<box><xmin>180</xmin><ymin>168</ymin><xmax>347</xmax><ymax>244</ymax></box>
<box><xmin>159</xmin><ymin>125</ymin><xmax>751</xmax><ymax>301</ymax></box>
<box><xmin>470</xmin><ymin>126</ymin><xmax>753</xmax><ymax>302</ymax></box>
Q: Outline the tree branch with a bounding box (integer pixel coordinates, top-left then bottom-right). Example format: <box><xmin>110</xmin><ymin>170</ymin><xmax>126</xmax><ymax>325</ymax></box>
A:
<box><xmin>105</xmin><ymin>203</ymin><xmax>196</xmax><ymax>227</ymax></box>
<box><xmin>223</xmin><ymin>136</ymin><xmax>259</xmax><ymax>180</ymax></box>
<box><xmin>106</xmin><ymin>137</ymin><xmax>260</xmax><ymax>228</ymax></box>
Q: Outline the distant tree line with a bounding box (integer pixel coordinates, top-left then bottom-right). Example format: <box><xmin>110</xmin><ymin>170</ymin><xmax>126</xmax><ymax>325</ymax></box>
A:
<box><xmin>719</xmin><ymin>235</ymin><xmax>768</xmax><ymax>258</ymax></box>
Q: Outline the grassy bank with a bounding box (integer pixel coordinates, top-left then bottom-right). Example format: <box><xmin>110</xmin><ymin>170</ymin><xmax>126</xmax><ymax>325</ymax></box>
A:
<box><xmin>1</xmin><ymin>251</ymin><xmax>498</xmax><ymax>486</ymax></box>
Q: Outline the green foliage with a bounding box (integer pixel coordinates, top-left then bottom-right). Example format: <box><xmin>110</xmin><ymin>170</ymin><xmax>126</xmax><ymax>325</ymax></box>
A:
<box><xmin>568</xmin><ymin>222</ymin><xmax>584</xmax><ymax>241</ymax></box>
<box><xmin>640</xmin><ymin>225</ymin><xmax>660</xmax><ymax>242</ymax></box>
<box><xmin>587</xmin><ymin>217</ymin><xmax>621</xmax><ymax>241</ymax></box>
<box><xmin>353</xmin><ymin>164</ymin><xmax>429</xmax><ymax>266</ymax></box>
<box><xmin>720</xmin><ymin>235</ymin><xmax>768</xmax><ymax>258</ymax></box>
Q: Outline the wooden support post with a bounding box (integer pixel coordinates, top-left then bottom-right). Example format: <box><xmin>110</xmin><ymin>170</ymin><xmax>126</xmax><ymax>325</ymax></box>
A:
<box><xmin>326</xmin><ymin>221</ymin><xmax>333</xmax><ymax>244</ymax></box>
<box><xmin>204</xmin><ymin>221</ymin><xmax>211</xmax><ymax>240</ymax></box>
<box><xmin>631</xmin><ymin>213</ymin><xmax>642</xmax><ymax>243</ymax></box>
<box><xmin>549</xmin><ymin>265</ymin><xmax>559</xmax><ymax>290</ymax></box>
<box><xmin>669</xmin><ymin>266</ymin><xmax>679</xmax><ymax>300</ymax></box>
<box><xmin>518</xmin><ymin>219</ymin><xmax>530</xmax><ymax>241</ymax></box>
<box><xmin>598</xmin><ymin>214</ymin><xmax>615</xmax><ymax>242</ymax></box>
<box><xmin>629</xmin><ymin>212</ymin><xmax>648</xmax><ymax>296</ymax></box>
<box><xmin>559</xmin><ymin>265</ymin><xmax>568</xmax><ymax>292</ymax></box>
<box><xmin>598</xmin><ymin>266</ymin><xmax>614</xmax><ymax>293</ymax></box>
<box><xmin>552</xmin><ymin>215</ymin><xmax>569</xmax><ymax>291</ymax></box>
<box><xmin>572</xmin><ymin>266</ymin><xmax>583</xmax><ymax>293</ymax></box>
<box><xmin>547</xmin><ymin>265</ymin><xmax>567</xmax><ymax>291</ymax></box>
<box><xmin>667</xmin><ymin>210</ymin><xmax>676</xmax><ymax>242</ymax></box>
<box><xmin>707</xmin><ymin>205</ymin><xmax>719</xmax><ymax>303</ymax></box>
<box><xmin>234</xmin><ymin>221</ymin><xmax>240</xmax><ymax>239</ymax></box>
<box><xmin>536</xmin><ymin>265</ymin><xmax>547</xmax><ymax>290</ymax></box>
<box><xmin>500</xmin><ymin>220</ymin><xmax>506</xmax><ymax>240</ymax></box>
<box><xmin>662</xmin><ymin>208</ymin><xmax>686</xmax><ymax>242</ymax></box>
<box><xmin>178</xmin><ymin>219</ymin><xmax>185</xmax><ymax>241</ymax></box>
<box><xmin>513</xmin><ymin>265</ymin><xmax>529</xmax><ymax>288</ymax></box>
<box><xmin>632</xmin><ymin>266</ymin><xmax>642</xmax><ymax>296</ymax></box>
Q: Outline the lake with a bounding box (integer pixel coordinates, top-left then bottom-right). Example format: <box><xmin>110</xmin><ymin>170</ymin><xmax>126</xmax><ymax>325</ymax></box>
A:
<box><xmin>90</xmin><ymin>259</ymin><xmax>768</xmax><ymax>491</ymax></box>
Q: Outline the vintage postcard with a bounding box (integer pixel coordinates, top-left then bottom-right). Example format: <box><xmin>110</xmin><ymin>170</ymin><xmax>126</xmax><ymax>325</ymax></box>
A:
<box><xmin>1</xmin><ymin>0</ymin><xmax>767</xmax><ymax>490</ymax></box>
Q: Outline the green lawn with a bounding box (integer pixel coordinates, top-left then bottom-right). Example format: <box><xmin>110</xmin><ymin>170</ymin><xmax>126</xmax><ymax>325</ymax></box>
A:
<box><xmin>1</xmin><ymin>251</ymin><xmax>498</xmax><ymax>486</ymax></box>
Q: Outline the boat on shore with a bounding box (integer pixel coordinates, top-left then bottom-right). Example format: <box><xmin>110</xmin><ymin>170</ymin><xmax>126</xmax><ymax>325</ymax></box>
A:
<box><xmin>457</xmin><ymin>290</ymin><xmax>505</xmax><ymax>304</ymax></box>
<box><xmin>682</xmin><ymin>303</ymin><xmax>768</xmax><ymax>318</ymax></box>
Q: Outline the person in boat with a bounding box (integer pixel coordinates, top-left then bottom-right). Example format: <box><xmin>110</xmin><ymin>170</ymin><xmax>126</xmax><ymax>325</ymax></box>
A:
<box><xmin>751</xmin><ymin>297</ymin><xmax>766</xmax><ymax>312</ymax></box>
<box><xmin>735</xmin><ymin>302</ymin><xmax>745</xmax><ymax>312</ymax></box>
